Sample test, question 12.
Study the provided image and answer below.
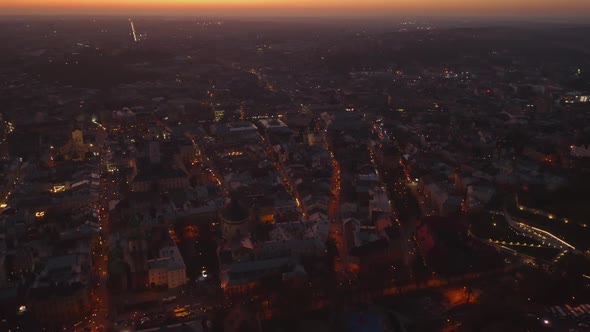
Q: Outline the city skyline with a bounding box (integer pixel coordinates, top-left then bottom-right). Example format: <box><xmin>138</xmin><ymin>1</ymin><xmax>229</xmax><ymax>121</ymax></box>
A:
<box><xmin>2</xmin><ymin>0</ymin><xmax>590</xmax><ymax>17</ymax></box>
<box><xmin>1</xmin><ymin>1</ymin><xmax>590</xmax><ymax>330</ymax></box>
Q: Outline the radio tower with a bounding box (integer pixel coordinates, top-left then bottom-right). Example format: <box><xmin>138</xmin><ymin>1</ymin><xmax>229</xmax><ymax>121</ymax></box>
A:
<box><xmin>129</xmin><ymin>19</ymin><xmax>138</xmax><ymax>42</ymax></box>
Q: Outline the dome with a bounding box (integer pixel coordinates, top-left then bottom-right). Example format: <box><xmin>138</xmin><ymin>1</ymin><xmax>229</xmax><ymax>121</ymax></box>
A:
<box><xmin>221</xmin><ymin>195</ymin><xmax>248</xmax><ymax>223</ymax></box>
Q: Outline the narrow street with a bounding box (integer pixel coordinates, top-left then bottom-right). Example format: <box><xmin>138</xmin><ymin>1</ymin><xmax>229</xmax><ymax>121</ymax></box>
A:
<box><xmin>88</xmin><ymin>130</ymin><xmax>116</xmax><ymax>332</ymax></box>
<box><xmin>369</xmin><ymin>138</ymin><xmax>419</xmax><ymax>274</ymax></box>
<box><xmin>259</xmin><ymin>132</ymin><xmax>304</xmax><ymax>218</ymax></box>
<box><xmin>324</xmin><ymin>129</ymin><xmax>348</xmax><ymax>273</ymax></box>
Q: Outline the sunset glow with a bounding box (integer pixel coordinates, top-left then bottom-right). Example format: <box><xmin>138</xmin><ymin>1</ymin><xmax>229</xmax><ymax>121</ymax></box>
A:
<box><xmin>2</xmin><ymin>0</ymin><xmax>590</xmax><ymax>16</ymax></box>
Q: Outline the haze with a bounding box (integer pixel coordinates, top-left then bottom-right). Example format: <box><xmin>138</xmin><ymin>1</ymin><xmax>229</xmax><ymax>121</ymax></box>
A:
<box><xmin>2</xmin><ymin>0</ymin><xmax>590</xmax><ymax>17</ymax></box>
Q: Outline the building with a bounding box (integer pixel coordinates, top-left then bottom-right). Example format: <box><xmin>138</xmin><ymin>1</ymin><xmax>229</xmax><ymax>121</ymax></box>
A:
<box><xmin>220</xmin><ymin>196</ymin><xmax>251</xmax><ymax>242</ymax></box>
<box><xmin>571</xmin><ymin>145</ymin><xmax>590</xmax><ymax>158</ymax></box>
<box><xmin>55</xmin><ymin>129</ymin><xmax>99</xmax><ymax>161</ymax></box>
<box><xmin>147</xmin><ymin>243</ymin><xmax>187</xmax><ymax>289</ymax></box>
<box><xmin>28</xmin><ymin>254</ymin><xmax>92</xmax><ymax>324</ymax></box>
<box><xmin>130</xmin><ymin>162</ymin><xmax>189</xmax><ymax>192</ymax></box>
<box><xmin>307</xmin><ymin>128</ymin><xmax>325</xmax><ymax>146</ymax></box>
<box><xmin>258</xmin><ymin>118</ymin><xmax>289</xmax><ymax>131</ymax></box>
<box><xmin>149</xmin><ymin>141</ymin><xmax>161</xmax><ymax>164</ymax></box>
<box><xmin>123</xmin><ymin>235</ymin><xmax>148</xmax><ymax>291</ymax></box>
<box><xmin>423</xmin><ymin>182</ymin><xmax>462</xmax><ymax>216</ymax></box>
<box><xmin>219</xmin><ymin>217</ymin><xmax>328</xmax><ymax>295</ymax></box>
<box><xmin>224</xmin><ymin>304</ymin><xmax>262</xmax><ymax>332</ymax></box>
<box><xmin>147</xmin><ymin>259</ymin><xmax>186</xmax><ymax>289</ymax></box>
<box><xmin>369</xmin><ymin>187</ymin><xmax>391</xmax><ymax>224</ymax></box>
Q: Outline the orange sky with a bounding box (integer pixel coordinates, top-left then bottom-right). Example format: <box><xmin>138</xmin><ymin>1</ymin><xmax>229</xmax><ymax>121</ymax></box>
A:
<box><xmin>2</xmin><ymin>0</ymin><xmax>590</xmax><ymax>16</ymax></box>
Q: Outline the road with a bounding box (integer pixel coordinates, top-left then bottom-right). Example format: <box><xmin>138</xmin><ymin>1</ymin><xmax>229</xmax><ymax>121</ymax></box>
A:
<box><xmin>249</xmin><ymin>68</ymin><xmax>278</xmax><ymax>93</ymax></box>
<box><xmin>259</xmin><ymin>132</ymin><xmax>304</xmax><ymax>218</ymax></box>
<box><xmin>370</xmin><ymin>139</ymin><xmax>419</xmax><ymax>272</ymax></box>
<box><xmin>85</xmin><ymin>128</ymin><xmax>117</xmax><ymax>332</ymax></box>
<box><xmin>259</xmin><ymin>262</ymin><xmax>521</xmax><ymax>319</ymax></box>
<box><xmin>503</xmin><ymin>207</ymin><xmax>580</xmax><ymax>254</ymax></box>
<box><xmin>112</xmin><ymin>281</ymin><xmax>225</xmax><ymax>331</ymax></box>
<box><xmin>406</xmin><ymin>182</ymin><xmax>436</xmax><ymax>217</ymax></box>
<box><xmin>324</xmin><ymin>129</ymin><xmax>348</xmax><ymax>273</ymax></box>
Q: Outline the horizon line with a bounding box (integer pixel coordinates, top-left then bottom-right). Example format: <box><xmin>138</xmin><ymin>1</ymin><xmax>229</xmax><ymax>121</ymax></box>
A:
<box><xmin>1</xmin><ymin>12</ymin><xmax>590</xmax><ymax>20</ymax></box>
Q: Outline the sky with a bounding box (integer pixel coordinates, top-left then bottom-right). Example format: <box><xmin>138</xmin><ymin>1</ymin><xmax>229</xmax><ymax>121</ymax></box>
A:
<box><xmin>2</xmin><ymin>0</ymin><xmax>590</xmax><ymax>17</ymax></box>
